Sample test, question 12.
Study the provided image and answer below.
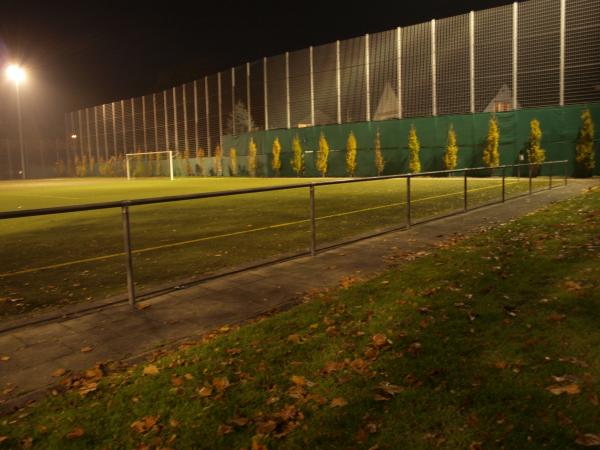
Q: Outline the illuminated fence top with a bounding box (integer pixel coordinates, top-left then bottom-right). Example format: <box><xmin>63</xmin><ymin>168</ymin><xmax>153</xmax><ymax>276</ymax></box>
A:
<box><xmin>66</xmin><ymin>0</ymin><xmax>600</xmax><ymax>161</ymax></box>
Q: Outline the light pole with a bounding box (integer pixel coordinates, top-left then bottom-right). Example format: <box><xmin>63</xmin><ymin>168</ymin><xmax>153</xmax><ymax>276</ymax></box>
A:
<box><xmin>6</xmin><ymin>65</ymin><xmax>27</xmax><ymax>179</ymax></box>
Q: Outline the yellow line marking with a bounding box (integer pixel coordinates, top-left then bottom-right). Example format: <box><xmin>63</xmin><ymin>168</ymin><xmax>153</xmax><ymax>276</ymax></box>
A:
<box><xmin>0</xmin><ymin>180</ymin><xmax>524</xmax><ymax>278</ymax></box>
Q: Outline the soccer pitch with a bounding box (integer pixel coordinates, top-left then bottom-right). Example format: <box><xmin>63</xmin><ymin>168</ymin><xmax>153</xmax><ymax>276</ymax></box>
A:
<box><xmin>0</xmin><ymin>175</ymin><xmax>552</xmax><ymax>318</ymax></box>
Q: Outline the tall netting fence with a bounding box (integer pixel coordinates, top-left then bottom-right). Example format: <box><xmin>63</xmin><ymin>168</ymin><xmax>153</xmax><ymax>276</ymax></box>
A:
<box><xmin>3</xmin><ymin>0</ymin><xmax>597</xmax><ymax>180</ymax></box>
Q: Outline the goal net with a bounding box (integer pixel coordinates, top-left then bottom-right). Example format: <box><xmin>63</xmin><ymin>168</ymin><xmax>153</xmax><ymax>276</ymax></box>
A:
<box><xmin>125</xmin><ymin>151</ymin><xmax>174</xmax><ymax>180</ymax></box>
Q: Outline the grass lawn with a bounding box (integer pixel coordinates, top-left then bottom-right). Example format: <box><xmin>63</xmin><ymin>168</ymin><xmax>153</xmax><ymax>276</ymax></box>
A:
<box><xmin>0</xmin><ymin>185</ymin><xmax>597</xmax><ymax>449</ymax></box>
<box><xmin>0</xmin><ymin>175</ymin><xmax>555</xmax><ymax>318</ymax></box>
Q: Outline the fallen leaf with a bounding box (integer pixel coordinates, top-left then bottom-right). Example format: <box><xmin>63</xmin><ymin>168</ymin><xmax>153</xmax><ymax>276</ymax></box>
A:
<box><xmin>66</xmin><ymin>427</ymin><xmax>85</xmax><ymax>439</ymax></box>
<box><xmin>79</xmin><ymin>381</ymin><xmax>97</xmax><ymax>397</ymax></box>
<box><xmin>218</xmin><ymin>424</ymin><xmax>234</xmax><ymax>435</ymax></box>
<box><xmin>256</xmin><ymin>419</ymin><xmax>277</xmax><ymax>434</ymax></box>
<box><xmin>376</xmin><ymin>381</ymin><xmax>404</xmax><ymax>396</ymax></box>
<box><xmin>291</xmin><ymin>375</ymin><xmax>307</xmax><ymax>386</ymax></box>
<box><xmin>547</xmin><ymin>384</ymin><xmax>581</xmax><ymax>395</ymax></box>
<box><xmin>143</xmin><ymin>364</ymin><xmax>160</xmax><ymax>376</ymax></box>
<box><xmin>0</xmin><ymin>356</ymin><xmax>9</xmax><ymax>362</ymax></box>
<box><xmin>0</xmin><ymin>436</ymin><xmax>7</xmax><ymax>443</ymax></box>
<box><xmin>372</xmin><ymin>334</ymin><xmax>389</xmax><ymax>348</ymax></box>
<box><xmin>213</xmin><ymin>377</ymin><xmax>230</xmax><ymax>392</ymax></box>
<box><xmin>130</xmin><ymin>416</ymin><xmax>159</xmax><ymax>434</ymax></box>
<box><xmin>184</xmin><ymin>373</ymin><xmax>194</xmax><ymax>381</ymax></box>
<box><xmin>330</xmin><ymin>397</ymin><xmax>348</xmax><ymax>408</ymax></box>
<box><xmin>494</xmin><ymin>361</ymin><xmax>508</xmax><ymax>369</ymax></box>
<box><xmin>575</xmin><ymin>433</ymin><xmax>600</xmax><ymax>447</ymax></box>
<box><xmin>136</xmin><ymin>303</ymin><xmax>151</xmax><ymax>310</ymax></box>
<box><xmin>287</xmin><ymin>334</ymin><xmax>302</xmax><ymax>344</ymax></box>
<box><xmin>548</xmin><ymin>313</ymin><xmax>567</xmax><ymax>322</ymax></box>
<box><xmin>230</xmin><ymin>417</ymin><xmax>249</xmax><ymax>427</ymax></box>
<box><xmin>197</xmin><ymin>386</ymin><xmax>213</xmax><ymax>397</ymax></box>
<box><xmin>80</xmin><ymin>346</ymin><xmax>93</xmax><ymax>353</ymax></box>
<box><xmin>52</xmin><ymin>368</ymin><xmax>67</xmax><ymax>377</ymax></box>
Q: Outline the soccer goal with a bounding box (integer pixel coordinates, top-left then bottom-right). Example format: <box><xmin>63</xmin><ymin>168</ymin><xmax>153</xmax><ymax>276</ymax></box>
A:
<box><xmin>126</xmin><ymin>151</ymin><xmax>174</xmax><ymax>180</ymax></box>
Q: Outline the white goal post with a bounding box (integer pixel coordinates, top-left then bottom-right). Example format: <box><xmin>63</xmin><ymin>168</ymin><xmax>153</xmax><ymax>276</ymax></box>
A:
<box><xmin>125</xmin><ymin>151</ymin><xmax>174</xmax><ymax>180</ymax></box>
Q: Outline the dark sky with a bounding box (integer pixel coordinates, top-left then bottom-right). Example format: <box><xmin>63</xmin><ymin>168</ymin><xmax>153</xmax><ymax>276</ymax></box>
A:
<box><xmin>0</xmin><ymin>0</ymin><xmax>514</xmax><ymax>139</ymax></box>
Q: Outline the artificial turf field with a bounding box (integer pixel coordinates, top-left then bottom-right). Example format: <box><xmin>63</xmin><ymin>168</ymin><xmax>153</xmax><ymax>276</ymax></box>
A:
<box><xmin>0</xmin><ymin>175</ymin><xmax>555</xmax><ymax>318</ymax></box>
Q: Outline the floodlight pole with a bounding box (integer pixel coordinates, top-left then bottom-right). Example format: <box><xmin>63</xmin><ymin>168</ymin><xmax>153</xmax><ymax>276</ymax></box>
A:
<box><xmin>15</xmin><ymin>83</ymin><xmax>26</xmax><ymax>179</ymax></box>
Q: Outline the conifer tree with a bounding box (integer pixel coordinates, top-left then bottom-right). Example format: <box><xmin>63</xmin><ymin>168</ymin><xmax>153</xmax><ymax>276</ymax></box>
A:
<box><xmin>408</xmin><ymin>125</ymin><xmax>421</xmax><ymax>173</ymax></box>
<box><xmin>483</xmin><ymin>116</ymin><xmax>500</xmax><ymax>167</ymax></box>
<box><xmin>196</xmin><ymin>148</ymin><xmax>205</xmax><ymax>176</ymax></box>
<box><xmin>528</xmin><ymin>119</ymin><xmax>545</xmax><ymax>165</ymax></box>
<box><xmin>214</xmin><ymin>145</ymin><xmax>223</xmax><ymax>176</ymax></box>
<box><xmin>316</xmin><ymin>132</ymin><xmax>329</xmax><ymax>177</ymax></box>
<box><xmin>229</xmin><ymin>148</ymin><xmax>238</xmax><ymax>176</ymax></box>
<box><xmin>271</xmin><ymin>137</ymin><xmax>282</xmax><ymax>176</ymax></box>
<box><xmin>374</xmin><ymin>128</ymin><xmax>385</xmax><ymax>176</ymax></box>
<box><xmin>291</xmin><ymin>135</ymin><xmax>304</xmax><ymax>177</ymax></box>
<box><xmin>346</xmin><ymin>131</ymin><xmax>357</xmax><ymax>177</ymax></box>
<box><xmin>248</xmin><ymin>137</ymin><xmax>258</xmax><ymax>177</ymax></box>
<box><xmin>575</xmin><ymin>109</ymin><xmax>595</xmax><ymax>176</ymax></box>
<box><xmin>443</xmin><ymin>124</ymin><xmax>459</xmax><ymax>171</ymax></box>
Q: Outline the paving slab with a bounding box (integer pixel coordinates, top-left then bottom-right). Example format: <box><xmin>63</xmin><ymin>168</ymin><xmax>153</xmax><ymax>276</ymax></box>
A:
<box><xmin>0</xmin><ymin>180</ymin><xmax>597</xmax><ymax>411</ymax></box>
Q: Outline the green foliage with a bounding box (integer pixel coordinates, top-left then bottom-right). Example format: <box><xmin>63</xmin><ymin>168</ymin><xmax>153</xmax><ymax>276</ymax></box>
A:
<box><xmin>443</xmin><ymin>124</ymin><xmax>459</xmax><ymax>171</ymax></box>
<box><xmin>528</xmin><ymin>119</ymin><xmax>545</xmax><ymax>165</ymax></box>
<box><xmin>575</xmin><ymin>109</ymin><xmax>595</xmax><ymax>176</ymax></box>
<box><xmin>316</xmin><ymin>132</ymin><xmax>329</xmax><ymax>177</ymax></box>
<box><xmin>196</xmin><ymin>148</ymin><xmax>205</xmax><ymax>176</ymax></box>
<box><xmin>271</xmin><ymin>137</ymin><xmax>282</xmax><ymax>176</ymax></box>
<box><xmin>247</xmin><ymin>137</ymin><xmax>258</xmax><ymax>177</ymax></box>
<box><xmin>214</xmin><ymin>145</ymin><xmax>223</xmax><ymax>176</ymax></box>
<box><xmin>408</xmin><ymin>125</ymin><xmax>421</xmax><ymax>173</ymax></box>
<box><xmin>483</xmin><ymin>116</ymin><xmax>500</xmax><ymax>167</ymax></box>
<box><xmin>374</xmin><ymin>128</ymin><xmax>385</xmax><ymax>176</ymax></box>
<box><xmin>291</xmin><ymin>135</ymin><xmax>304</xmax><ymax>177</ymax></box>
<box><xmin>229</xmin><ymin>148</ymin><xmax>238</xmax><ymax>176</ymax></box>
<box><xmin>346</xmin><ymin>131</ymin><xmax>357</xmax><ymax>177</ymax></box>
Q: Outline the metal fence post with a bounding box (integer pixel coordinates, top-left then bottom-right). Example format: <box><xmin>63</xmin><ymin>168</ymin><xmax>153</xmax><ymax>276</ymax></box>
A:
<box><xmin>502</xmin><ymin>166</ymin><xmax>506</xmax><ymax>202</ymax></box>
<box><xmin>549</xmin><ymin>165</ymin><xmax>553</xmax><ymax>190</ymax></box>
<box><xmin>121</xmin><ymin>204</ymin><xmax>136</xmax><ymax>307</ymax></box>
<box><xmin>406</xmin><ymin>176</ymin><xmax>412</xmax><ymax>227</ymax></box>
<box><xmin>528</xmin><ymin>164</ymin><xmax>532</xmax><ymax>194</ymax></box>
<box><xmin>309</xmin><ymin>185</ymin><xmax>316</xmax><ymax>256</ymax></box>
<box><xmin>564</xmin><ymin>160</ymin><xmax>568</xmax><ymax>185</ymax></box>
<box><xmin>464</xmin><ymin>170</ymin><xmax>468</xmax><ymax>211</ymax></box>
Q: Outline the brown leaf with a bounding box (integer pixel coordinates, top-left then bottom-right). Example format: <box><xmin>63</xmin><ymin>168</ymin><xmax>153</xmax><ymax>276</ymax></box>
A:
<box><xmin>565</xmin><ymin>280</ymin><xmax>583</xmax><ymax>291</ymax></box>
<box><xmin>84</xmin><ymin>366</ymin><xmax>104</xmax><ymax>380</ymax></box>
<box><xmin>547</xmin><ymin>384</ymin><xmax>581</xmax><ymax>395</ymax></box>
<box><xmin>230</xmin><ymin>417</ymin><xmax>249</xmax><ymax>427</ymax></box>
<box><xmin>52</xmin><ymin>368</ymin><xmax>67</xmax><ymax>377</ymax></box>
<box><xmin>142</xmin><ymin>364</ymin><xmax>160</xmax><ymax>376</ymax></box>
<box><xmin>372</xmin><ymin>334</ymin><xmax>389</xmax><ymax>348</ymax></box>
<box><xmin>171</xmin><ymin>376</ymin><xmax>184</xmax><ymax>387</ymax></box>
<box><xmin>287</xmin><ymin>334</ymin><xmax>303</xmax><ymax>344</ymax></box>
<box><xmin>330</xmin><ymin>397</ymin><xmax>348</xmax><ymax>408</ymax></box>
<box><xmin>548</xmin><ymin>313</ymin><xmax>567</xmax><ymax>322</ymax></box>
<box><xmin>0</xmin><ymin>356</ymin><xmax>10</xmax><ymax>362</ymax></box>
<box><xmin>350</xmin><ymin>358</ymin><xmax>368</xmax><ymax>373</ymax></box>
<box><xmin>469</xmin><ymin>442</ymin><xmax>483</xmax><ymax>450</ymax></box>
<box><xmin>0</xmin><ymin>436</ymin><xmax>7</xmax><ymax>443</ymax></box>
<box><xmin>376</xmin><ymin>381</ymin><xmax>404</xmax><ymax>396</ymax></box>
<box><xmin>291</xmin><ymin>375</ymin><xmax>307</xmax><ymax>386</ymax></box>
<box><xmin>184</xmin><ymin>373</ymin><xmax>194</xmax><ymax>381</ymax></box>
<box><xmin>256</xmin><ymin>419</ymin><xmax>277</xmax><ymax>434</ymax></box>
<box><xmin>79</xmin><ymin>382</ymin><xmax>97</xmax><ymax>397</ymax></box>
<box><xmin>197</xmin><ymin>386</ymin><xmax>213</xmax><ymax>397</ymax></box>
<box><xmin>326</xmin><ymin>326</ymin><xmax>338</xmax><ymax>336</ymax></box>
<box><xmin>80</xmin><ymin>346</ymin><xmax>93</xmax><ymax>353</ymax></box>
<box><xmin>212</xmin><ymin>377</ymin><xmax>230</xmax><ymax>392</ymax></box>
<box><xmin>136</xmin><ymin>303</ymin><xmax>151</xmax><ymax>310</ymax></box>
<box><xmin>218</xmin><ymin>424</ymin><xmax>234</xmax><ymax>435</ymax></box>
<box><xmin>323</xmin><ymin>361</ymin><xmax>344</xmax><ymax>374</ymax></box>
<box><xmin>364</xmin><ymin>346</ymin><xmax>379</xmax><ymax>360</ymax></box>
<box><xmin>407</xmin><ymin>342</ymin><xmax>422</xmax><ymax>356</ymax></box>
<box><xmin>575</xmin><ymin>433</ymin><xmax>600</xmax><ymax>447</ymax></box>
<box><xmin>494</xmin><ymin>361</ymin><xmax>508</xmax><ymax>369</ymax></box>
<box><xmin>130</xmin><ymin>415</ymin><xmax>159</xmax><ymax>434</ymax></box>
<box><xmin>66</xmin><ymin>427</ymin><xmax>85</xmax><ymax>439</ymax></box>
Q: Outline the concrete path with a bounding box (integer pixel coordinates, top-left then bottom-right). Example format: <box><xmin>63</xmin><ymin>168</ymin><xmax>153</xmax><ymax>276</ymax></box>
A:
<box><xmin>0</xmin><ymin>180</ymin><xmax>597</xmax><ymax>411</ymax></box>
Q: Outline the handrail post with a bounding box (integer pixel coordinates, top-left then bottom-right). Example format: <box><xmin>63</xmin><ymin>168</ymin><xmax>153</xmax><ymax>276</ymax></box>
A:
<box><xmin>564</xmin><ymin>160</ymin><xmax>568</xmax><ymax>186</ymax></box>
<box><xmin>309</xmin><ymin>184</ymin><xmax>316</xmax><ymax>256</ymax></box>
<box><xmin>463</xmin><ymin>169</ymin><xmax>468</xmax><ymax>211</ymax></box>
<box><xmin>502</xmin><ymin>166</ymin><xmax>506</xmax><ymax>202</ymax></box>
<box><xmin>406</xmin><ymin>176</ymin><xmax>412</xmax><ymax>228</ymax></box>
<box><xmin>121</xmin><ymin>204</ymin><xmax>136</xmax><ymax>307</ymax></box>
<box><xmin>549</xmin><ymin>163</ymin><xmax>552</xmax><ymax>190</ymax></box>
<box><xmin>528</xmin><ymin>164</ymin><xmax>532</xmax><ymax>195</ymax></box>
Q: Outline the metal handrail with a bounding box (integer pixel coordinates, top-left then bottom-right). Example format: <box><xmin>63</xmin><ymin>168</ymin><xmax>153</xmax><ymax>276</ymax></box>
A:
<box><xmin>0</xmin><ymin>160</ymin><xmax>569</xmax><ymax>307</ymax></box>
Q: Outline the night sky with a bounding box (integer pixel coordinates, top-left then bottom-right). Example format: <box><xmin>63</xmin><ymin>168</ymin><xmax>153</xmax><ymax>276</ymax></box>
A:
<box><xmin>0</xmin><ymin>0</ymin><xmax>514</xmax><ymax>139</ymax></box>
